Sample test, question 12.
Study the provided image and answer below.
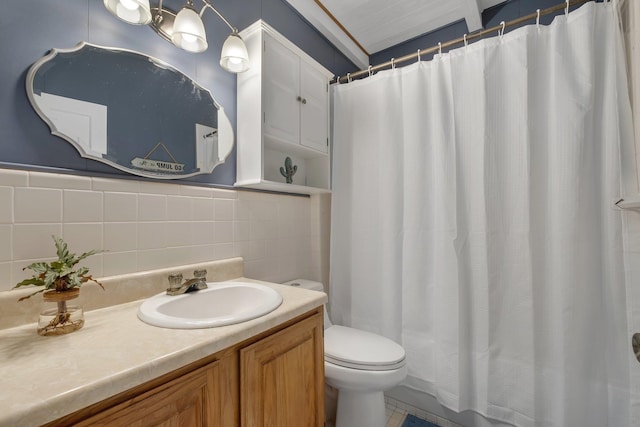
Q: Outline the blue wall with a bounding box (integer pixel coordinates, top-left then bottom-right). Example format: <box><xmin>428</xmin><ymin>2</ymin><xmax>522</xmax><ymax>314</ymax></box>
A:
<box><xmin>0</xmin><ymin>0</ymin><xmax>356</xmax><ymax>187</ymax></box>
<box><xmin>1</xmin><ymin>0</ymin><xmax>597</xmax><ymax>187</ymax></box>
<box><xmin>370</xmin><ymin>0</ymin><xmax>595</xmax><ymax>67</ymax></box>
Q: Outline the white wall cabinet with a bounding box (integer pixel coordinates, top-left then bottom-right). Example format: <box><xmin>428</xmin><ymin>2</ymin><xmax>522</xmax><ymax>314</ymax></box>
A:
<box><xmin>236</xmin><ymin>20</ymin><xmax>333</xmax><ymax>194</ymax></box>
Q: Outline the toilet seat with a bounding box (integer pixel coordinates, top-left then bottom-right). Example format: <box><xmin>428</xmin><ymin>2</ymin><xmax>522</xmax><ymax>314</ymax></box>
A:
<box><xmin>324</xmin><ymin>325</ymin><xmax>406</xmax><ymax>371</ymax></box>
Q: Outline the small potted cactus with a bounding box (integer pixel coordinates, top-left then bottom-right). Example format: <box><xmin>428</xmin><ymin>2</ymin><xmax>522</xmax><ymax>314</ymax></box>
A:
<box><xmin>280</xmin><ymin>156</ymin><xmax>298</xmax><ymax>184</ymax></box>
<box><xmin>14</xmin><ymin>236</ymin><xmax>103</xmax><ymax>336</ymax></box>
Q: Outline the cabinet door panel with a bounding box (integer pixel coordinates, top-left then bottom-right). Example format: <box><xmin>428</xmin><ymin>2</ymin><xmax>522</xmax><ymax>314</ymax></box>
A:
<box><xmin>241</xmin><ymin>312</ymin><xmax>324</xmax><ymax>427</ymax></box>
<box><xmin>263</xmin><ymin>33</ymin><xmax>300</xmax><ymax>146</ymax></box>
<box><xmin>77</xmin><ymin>359</ymin><xmax>224</xmax><ymax>427</ymax></box>
<box><xmin>300</xmin><ymin>61</ymin><xmax>329</xmax><ymax>153</ymax></box>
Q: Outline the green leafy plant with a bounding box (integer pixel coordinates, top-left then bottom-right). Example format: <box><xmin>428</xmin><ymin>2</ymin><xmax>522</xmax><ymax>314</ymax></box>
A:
<box><xmin>14</xmin><ymin>235</ymin><xmax>104</xmax><ymax>301</ymax></box>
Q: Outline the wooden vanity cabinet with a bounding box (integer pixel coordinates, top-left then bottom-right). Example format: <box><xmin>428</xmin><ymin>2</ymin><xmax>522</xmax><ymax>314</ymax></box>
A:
<box><xmin>241</xmin><ymin>310</ymin><xmax>325</xmax><ymax>427</ymax></box>
<box><xmin>73</xmin><ymin>354</ymin><xmax>236</xmax><ymax>427</ymax></box>
<box><xmin>45</xmin><ymin>308</ymin><xmax>324</xmax><ymax>427</ymax></box>
<box><xmin>45</xmin><ymin>349</ymin><xmax>238</xmax><ymax>427</ymax></box>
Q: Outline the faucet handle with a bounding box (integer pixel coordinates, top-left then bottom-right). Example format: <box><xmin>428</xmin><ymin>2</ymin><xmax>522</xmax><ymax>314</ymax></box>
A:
<box><xmin>193</xmin><ymin>269</ymin><xmax>208</xmax><ymax>290</ymax></box>
<box><xmin>168</xmin><ymin>273</ymin><xmax>183</xmax><ymax>291</ymax></box>
<box><xmin>193</xmin><ymin>269</ymin><xmax>207</xmax><ymax>279</ymax></box>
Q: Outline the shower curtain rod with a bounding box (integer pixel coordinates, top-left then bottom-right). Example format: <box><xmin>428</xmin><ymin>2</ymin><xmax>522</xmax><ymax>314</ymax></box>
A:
<box><xmin>333</xmin><ymin>0</ymin><xmax>593</xmax><ymax>84</ymax></box>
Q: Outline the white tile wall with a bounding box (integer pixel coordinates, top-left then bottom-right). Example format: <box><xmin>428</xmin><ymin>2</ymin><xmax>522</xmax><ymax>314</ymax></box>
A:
<box><xmin>215</xmin><ymin>198</ymin><xmax>234</xmax><ymax>220</ymax></box>
<box><xmin>0</xmin><ymin>225</ymin><xmax>11</xmax><ymax>262</ymax></box>
<box><xmin>0</xmin><ymin>187</ymin><xmax>14</xmax><ymax>223</ymax></box>
<box><xmin>104</xmin><ymin>192</ymin><xmax>138</xmax><ymax>222</ymax></box>
<box><xmin>137</xmin><ymin>193</ymin><xmax>166</xmax><ymax>221</ymax></box>
<box><xmin>0</xmin><ymin>169</ymin><xmax>318</xmax><ymax>291</ymax></box>
<box><xmin>14</xmin><ymin>187</ymin><xmax>62</xmax><ymax>223</ymax></box>
<box><xmin>63</xmin><ymin>190</ymin><xmax>103</xmax><ymax>222</ymax></box>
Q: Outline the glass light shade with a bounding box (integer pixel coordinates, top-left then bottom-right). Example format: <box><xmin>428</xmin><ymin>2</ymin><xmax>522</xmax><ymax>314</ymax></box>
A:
<box><xmin>172</xmin><ymin>6</ymin><xmax>208</xmax><ymax>53</ymax></box>
<box><xmin>103</xmin><ymin>0</ymin><xmax>152</xmax><ymax>25</ymax></box>
<box><xmin>220</xmin><ymin>33</ymin><xmax>250</xmax><ymax>73</ymax></box>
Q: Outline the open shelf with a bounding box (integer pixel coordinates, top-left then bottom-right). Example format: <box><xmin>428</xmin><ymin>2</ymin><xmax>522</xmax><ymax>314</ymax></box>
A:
<box><xmin>234</xmin><ymin>179</ymin><xmax>331</xmax><ymax>195</ymax></box>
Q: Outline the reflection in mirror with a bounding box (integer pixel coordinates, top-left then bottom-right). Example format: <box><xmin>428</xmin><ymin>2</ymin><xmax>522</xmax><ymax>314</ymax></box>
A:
<box><xmin>26</xmin><ymin>42</ymin><xmax>234</xmax><ymax>179</ymax></box>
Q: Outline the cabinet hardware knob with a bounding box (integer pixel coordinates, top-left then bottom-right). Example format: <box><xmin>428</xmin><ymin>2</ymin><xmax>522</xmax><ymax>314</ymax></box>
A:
<box><xmin>296</xmin><ymin>96</ymin><xmax>302</xmax><ymax>102</ymax></box>
<box><xmin>301</xmin><ymin>98</ymin><xmax>307</xmax><ymax>104</ymax></box>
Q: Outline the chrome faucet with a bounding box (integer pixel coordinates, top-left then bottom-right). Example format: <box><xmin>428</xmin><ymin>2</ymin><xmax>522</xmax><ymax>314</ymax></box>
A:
<box><xmin>166</xmin><ymin>269</ymin><xmax>208</xmax><ymax>295</ymax></box>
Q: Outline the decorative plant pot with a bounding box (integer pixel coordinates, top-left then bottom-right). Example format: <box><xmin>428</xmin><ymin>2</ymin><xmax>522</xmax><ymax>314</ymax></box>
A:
<box><xmin>38</xmin><ymin>288</ymin><xmax>84</xmax><ymax>336</ymax></box>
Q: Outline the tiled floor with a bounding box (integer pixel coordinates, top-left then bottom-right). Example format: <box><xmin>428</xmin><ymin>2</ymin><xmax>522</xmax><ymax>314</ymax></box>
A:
<box><xmin>326</xmin><ymin>395</ymin><xmax>461</xmax><ymax>427</ymax></box>
<box><xmin>384</xmin><ymin>397</ymin><xmax>464</xmax><ymax>427</ymax></box>
<box><xmin>325</xmin><ymin>404</ymin><xmax>419</xmax><ymax>427</ymax></box>
<box><xmin>386</xmin><ymin>406</ymin><xmax>410</xmax><ymax>427</ymax></box>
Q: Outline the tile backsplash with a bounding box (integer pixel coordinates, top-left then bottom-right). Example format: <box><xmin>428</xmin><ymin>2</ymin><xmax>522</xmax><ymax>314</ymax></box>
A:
<box><xmin>0</xmin><ymin>168</ymin><xmax>321</xmax><ymax>291</ymax></box>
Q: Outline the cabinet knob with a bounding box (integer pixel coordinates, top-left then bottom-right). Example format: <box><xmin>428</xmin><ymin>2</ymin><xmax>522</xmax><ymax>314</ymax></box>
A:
<box><xmin>301</xmin><ymin>98</ymin><xmax>307</xmax><ymax>104</ymax></box>
<box><xmin>296</xmin><ymin>96</ymin><xmax>307</xmax><ymax>104</ymax></box>
<box><xmin>296</xmin><ymin>96</ymin><xmax>302</xmax><ymax>102</ymax></box>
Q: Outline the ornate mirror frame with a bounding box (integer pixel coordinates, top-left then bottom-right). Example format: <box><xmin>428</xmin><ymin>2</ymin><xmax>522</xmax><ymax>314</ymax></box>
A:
<box><xmin>26</xmin><ymin>41</ymin><xmax>234</xmax><ymax>179</ymax></box>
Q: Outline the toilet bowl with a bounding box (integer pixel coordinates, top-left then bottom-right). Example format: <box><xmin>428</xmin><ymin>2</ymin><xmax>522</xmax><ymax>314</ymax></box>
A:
<box><xmin>283</xmin><ymin>279</ymin><xmax>407</xmax><ymax>427</ymax></box>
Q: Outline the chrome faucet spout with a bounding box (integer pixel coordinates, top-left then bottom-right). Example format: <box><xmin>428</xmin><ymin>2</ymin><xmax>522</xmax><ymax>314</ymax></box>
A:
<box><xmin>166</xmin><ymin>269</ymin><xmax>208</xmax><ymax>296</ymax></box>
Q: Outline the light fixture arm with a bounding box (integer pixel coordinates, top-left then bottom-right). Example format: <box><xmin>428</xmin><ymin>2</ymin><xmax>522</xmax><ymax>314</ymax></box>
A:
<box><xmin>200</xmin><ymin>1</ymin><xmax>237</xmax><ymax>33</ymax></box>
<box><xmin>153</xmin><ymin>0</ymin><xmax>164</xmax><ymax>23</ymax></box>
<box><xmin>104</xmin><ymin>0</ymin><xmax>249</xmax><ymax>71</ymax></box>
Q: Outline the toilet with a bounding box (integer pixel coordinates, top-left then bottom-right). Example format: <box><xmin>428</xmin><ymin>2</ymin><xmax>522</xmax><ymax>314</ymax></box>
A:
<box><xmin>283</xmin><ymin>279</ymin><xmax>407</xmax><ymax>427</ymax></box>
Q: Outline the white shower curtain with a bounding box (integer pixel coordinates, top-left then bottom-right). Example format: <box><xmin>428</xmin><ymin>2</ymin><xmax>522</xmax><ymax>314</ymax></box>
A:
<box><xmin>330</xmin><ymin>2</ymin><xmax>638</xmax><ymax>426</ymax></box>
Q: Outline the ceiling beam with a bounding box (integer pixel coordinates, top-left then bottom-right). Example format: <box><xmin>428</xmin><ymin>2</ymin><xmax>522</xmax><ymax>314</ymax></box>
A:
<box><xmin>462</xmin><ymin>0</ymin><xmax>483</xmax><ymax>32</ymax></box>
<box><xmin>285</xmin><ymin>0</ymin><xmax>370</xmax><ymax>69</ymax></box>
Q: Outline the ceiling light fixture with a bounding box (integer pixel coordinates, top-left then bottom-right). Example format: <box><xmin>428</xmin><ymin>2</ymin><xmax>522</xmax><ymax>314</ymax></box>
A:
<box><xmin>104</xmin><ymin>0</ymin><xmax>152</xmax><ymax>25</ymax></box>
<box><xmin>104</xmin><ymin>0</ymin><xmax>249</xmax><ymax>73</ymax></box>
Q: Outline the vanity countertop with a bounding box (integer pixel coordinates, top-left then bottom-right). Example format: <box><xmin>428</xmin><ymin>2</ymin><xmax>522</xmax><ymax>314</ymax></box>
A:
<box><xmin>0</xmin><ymin>279</ymin><xmax>327</xmax><ymax>427</ymax></box>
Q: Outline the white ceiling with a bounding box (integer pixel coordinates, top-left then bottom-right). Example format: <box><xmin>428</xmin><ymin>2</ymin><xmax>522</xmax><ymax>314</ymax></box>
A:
<box><xmin>285</xmin><ymin>0</ymin><xmax>507</xmax><ymax>69</ymax></box>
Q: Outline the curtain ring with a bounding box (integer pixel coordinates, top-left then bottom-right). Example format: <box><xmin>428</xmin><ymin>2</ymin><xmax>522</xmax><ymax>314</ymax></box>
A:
<box><xmin>391</xmin><ymin>58</ymin><xmax>395</xmax><ymax>69</ymax></box>
<box><xmin>368</xmin><ymin>65</ymin><xmax>372</xmax><ymax>77</ymax></box>
<box><xmin>565</xmin><ymin>0</ymin><xmax>569</xmax><ymax>16</ymax></box>
<box><xmin>438</xmin><ymin>42</ymin><xmax>442</xmax><ymax>55</ymax></box>
<box><xmin>463</xmin><ymin>34</ymin><xmax>468</xmax><ymax>47</ymax></box>
<box><xmin>347</xmin><ymin>73</ymin><xmax>351</xmax><ymax>83</ymax></box>
<box><xmin>536</xmin><ymin>9</ymin><xmax>541</xmax><ymax>29</ymax></box>
<box><xmin>498</xmin><ymin>21</ymin><xmax>505</xmax><ymax>38</ymax></box>
<box><xmin>417</xmin><ymin>49</ymin><xmax>421</xmax><ymax>63</ymax></box>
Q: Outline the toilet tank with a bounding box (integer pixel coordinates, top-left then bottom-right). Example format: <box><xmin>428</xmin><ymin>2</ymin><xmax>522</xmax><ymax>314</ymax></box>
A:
<box><xmin>282</xmin><ymin>279</ymin><xmax>332</xmax><ymax>328</ymax></box>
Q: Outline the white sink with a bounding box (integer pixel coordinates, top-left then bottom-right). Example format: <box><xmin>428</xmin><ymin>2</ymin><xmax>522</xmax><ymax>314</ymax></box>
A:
<box><xmin>137</xmin><ymin>281</ymin><xmax>283</xmax><ymax>329</ymax></box>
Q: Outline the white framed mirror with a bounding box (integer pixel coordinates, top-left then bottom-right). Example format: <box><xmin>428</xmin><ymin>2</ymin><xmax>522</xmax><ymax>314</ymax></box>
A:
<box><xmin>26</xmin><ymin>41</ymin><xmax>234</xmax><ymax>179</ymax></box>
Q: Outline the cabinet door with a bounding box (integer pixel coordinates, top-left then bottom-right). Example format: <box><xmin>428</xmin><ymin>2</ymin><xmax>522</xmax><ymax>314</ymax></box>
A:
<box><xmin>241</xmin><ymin>312</ymin><xmax>325</xmax><ymax>427</ymax></box>
<box><xmin>76</xmin><ymin>358</ymin><xmax>231</xmax><ymax>427</ymax></box>
<box><xmin>300</xmin><ymin>60</ymin><xmax>329</xmax><ymax>153</ymax></box>
<box><xmin>263</xmin><ymin>33</ymin><xmax>300</xmax><ymax>146</ymax></box>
